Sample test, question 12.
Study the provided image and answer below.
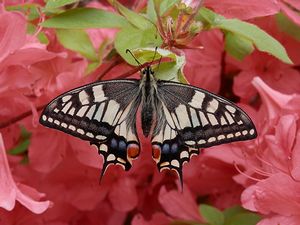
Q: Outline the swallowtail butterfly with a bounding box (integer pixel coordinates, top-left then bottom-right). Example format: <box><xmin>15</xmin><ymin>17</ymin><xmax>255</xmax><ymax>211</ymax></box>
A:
<box><xmin>40</xmin><ymin>65</ymin><xmax>257</xmax><ymax>183</ymax></box>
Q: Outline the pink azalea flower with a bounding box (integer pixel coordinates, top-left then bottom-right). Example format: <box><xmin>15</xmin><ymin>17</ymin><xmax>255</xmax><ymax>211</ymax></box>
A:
<box><xmin>158</xmin><ymin>186</ymin><xmax>203</xmax><ymax>222</ymax></box>
<box><xmin>132</xmin><ymin>212</ymin><xmax>171</xmax><ymax>225</ymax></box>
<box><xmin>184</xmin><ymin>30</ymin><xmax>223</xmax><ymax>93</ymax></box>
<box><xmin>232</xmin><ymin>51</ymin><xmax>300</xmax><ymax>102</ymax></box>
<box><xmin>242</xmin><ymin>173</ymin><xmax>300</xmax><ymax>223</ymax></box>
<box><xmin>204</xmin><ymin>0</ymin><xmax>280</xmax><ymax>20</ymax></box>
<box><xmin>0</xmin><ymin>133</ymin><xmax>51</xmax><ymax>214</ymax></box>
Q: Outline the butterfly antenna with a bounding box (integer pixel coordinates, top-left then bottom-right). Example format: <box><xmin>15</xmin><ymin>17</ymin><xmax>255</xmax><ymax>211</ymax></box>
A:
<box><xmin>126</xmin><ymin>49</ymin><xmax>142</xmax><ymax>67</ymax></box>
<box><xmin>151</xmin><ymin>46</ymin><xmax>158</xmax><ymax>65</ymax></box>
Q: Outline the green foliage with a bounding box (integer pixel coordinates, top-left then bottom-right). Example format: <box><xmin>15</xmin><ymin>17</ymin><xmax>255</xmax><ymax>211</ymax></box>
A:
<box><xmin>171</xmin><ymin>205</ymin><xmax>261</xmax><ymax>225</ymax></box>
<box><xmin>114</xmin><ymin>25</ymin><xmax>162</xmax><ymax>65</ymax></box>
<box><xmin>56</xmin><ymin>29</ymin><xmax>98</xmax><ymax>61</ymax></box>
<box><xmin>42</xmin><ymin>8</ymin><xmax>129</xmax><ymax>28</ymax></box>
<box><xmin>9</xmin><ymin>127</ymin><xmax>31</xmax><ymax>156</ymax></box>
<box><xmin>200</xmin><ymin>204</ymin><xmax>225</xmax><ymax>225</ymax></box>
<box><xmin>44</xmin><ymin>0</ymin><xmax>79</xmax><ymax>12</ymax></box>
<box><xmin>224</xmin><ymin>32</ymin><xmax>254</xmax><ymax>60</ymax></box>
<box><xmin>6</xmin><ymin>0</ymin><xmax>293</xmax><ymax>77</ymax></box>
<box><xmin>6</xmin><ymin>3</ymin><xmax>40</xmax><ymax>21</ymax></box>
<box><xmin>276</xmin><ymin>13</ymin><xmax>300</xmax><ymax>41</ymax></box>
<box><xmin>197</xmin><ymin>7</ymin><xmax>293</xmax><ymax>64</ymax></box>
<box><xmin>110</xmin><ymin>0</ymin><xmax>154</xmax><ymax>30</ymax></box>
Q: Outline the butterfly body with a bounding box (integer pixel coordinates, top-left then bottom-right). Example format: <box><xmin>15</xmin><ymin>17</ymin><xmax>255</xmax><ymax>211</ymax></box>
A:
<box><xmin>40</xmin><ymin>66</ymin><xmax>257</xmax><ymax>183</ymax></box>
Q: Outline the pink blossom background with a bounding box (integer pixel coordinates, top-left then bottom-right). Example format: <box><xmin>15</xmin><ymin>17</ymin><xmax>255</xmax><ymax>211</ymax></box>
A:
<box><xmin>1</xmin><ymin>1</ymin><xmax>300</xmax><ymax>225</ymax></box>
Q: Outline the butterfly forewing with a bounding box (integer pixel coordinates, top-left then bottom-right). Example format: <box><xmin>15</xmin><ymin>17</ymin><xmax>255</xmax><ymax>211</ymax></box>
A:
<box><xmin>151</xmin><ymin>80</ymin><xmax>257</xmax><ymax>175</ymax></box>
<box><xmin>40</xmin><ymin>80</ymin><xmax>141</xmax><ymax>174</ymax></box>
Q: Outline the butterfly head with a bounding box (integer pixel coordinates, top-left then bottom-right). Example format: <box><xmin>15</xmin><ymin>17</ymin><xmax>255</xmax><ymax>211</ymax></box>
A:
<box><xmin>142</xmin><ymin>66</ymin><xmax>154</xmax><ymax>76</ymax></box>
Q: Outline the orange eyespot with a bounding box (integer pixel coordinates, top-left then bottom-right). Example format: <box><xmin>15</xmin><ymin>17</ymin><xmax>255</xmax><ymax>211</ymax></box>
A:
<box><xmin>152</xmin><ymin>145</ymin><xmax>161</xmax><ymax>160</ymax></box>
<box><xmin>127</xmin><ymin>144</ymin><xmax>140</xmax><ymax>158</ymax></box>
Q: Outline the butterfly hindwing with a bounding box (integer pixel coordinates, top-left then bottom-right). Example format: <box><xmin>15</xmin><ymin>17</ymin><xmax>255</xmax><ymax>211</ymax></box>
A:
<box><xmin>151</xmin><ymin>80</ymin><xmax>257</xmax><ymax>178</ymax></box>
<box><xmin>40</xmin><ymin>80</ymin><xmax>141</xmax><ymax>175</ymax></box>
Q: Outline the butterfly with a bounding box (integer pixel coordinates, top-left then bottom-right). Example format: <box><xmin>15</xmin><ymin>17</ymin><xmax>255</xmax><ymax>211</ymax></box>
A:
<box><xmin>40</xmin><ymin>65</ymin><xmax>257</xmax><ymax>184</ymax></box>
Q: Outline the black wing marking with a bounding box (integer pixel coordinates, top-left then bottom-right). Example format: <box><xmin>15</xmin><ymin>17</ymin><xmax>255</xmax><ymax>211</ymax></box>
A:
<box><xmin>40</xmin><ymin>80</ymin><xmax>141</xmax><ymax>176</ymax></box>
<box><xmin>151</xmin><ymin>80</ymin><xmax>257</xmax><ymax>183</ymax></box>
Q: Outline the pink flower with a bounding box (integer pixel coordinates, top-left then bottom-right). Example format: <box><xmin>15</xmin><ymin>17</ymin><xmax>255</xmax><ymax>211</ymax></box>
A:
<box><xmin>232</xmin><ymin>51</ymin><xmax>300</xmax><ymax>102</ymax></box>
<box><xmin>242</xmin><ymin>173</ymin><xmax>300</xmax><ymax>223</ymax></box>
<box><xmin>158</xmin><ymin>186</ymin><xmax>203</xmax><ymax>222</ymax></box>
<box><xmin>184</xmin><ymin>30</ymin><xmax>223</xmax><ymax>93</ymax></box>
<box><xmin>204</xmin><ymin>0</ymin><xmax>280</xmax><ymax>20</ymax></box>
<box><xmin>132</xmin><ymin>213</ymin><xmax>171</xmax><ymax>225</ymax></box>
<box><xmin>0</xmin><ymin>133</ymin><xmax>51</xmax><ymax>214</ymax></box>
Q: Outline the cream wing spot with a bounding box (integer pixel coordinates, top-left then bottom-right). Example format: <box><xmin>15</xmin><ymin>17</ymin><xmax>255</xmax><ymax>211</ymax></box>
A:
<box><xmin>79</xmin><ymin>90</ymin><xmax>89</xmax><ymax>105</ymax></box>
<box><xmin>162</xmin><ymin>103</ymin><xmax>175</xmax><ymax>129</ymax></box>
<box><xmin>190</xmin><ymin>108</ymin><xmax>200</xmax><ymax>127</ymax></box>
<box><xmin>189</xmin><ymin>91</ymin><xmax>205</xmax><ymax>108</ymax></box>
<box><xmin>171</xmin><ymin>160</ymin><xmax>180</xmax><ymax>168</ymax></box>
<box><xmin>102</xmin><ymin>100</ymin><xmax>119</xmax><ymax>124</ymax></box>
<box><xmin>62</xmin><ymin>95</ymin><xmax>72</xmax><ymax>102</ymax></box>
<box><xmin>68</xmin><ymin>107</ymin><xmax>75</xmax><ymax>116</ymax></box>
<box><xmin>225</xmin><ymin>111</ymin><xmax>235</xmax><ymax>124</ymax></box>
<box><xmin>207</xmin><ymin>113</ymin><xmax>219</xmax><ymax>126</ymax></box>
<box><xmin>180</xmin><ymin>151</ymin><xmax>189</xmax><ymax>159</ymax></box>
<box><xmin>199</xmin><ymin>111</ymin><xmax>209</xmax><ymax>126</ymax></box>
<box><xmin>77</xmin><ymin>129</ymin><xmax>84</xmax><ymax>135</ymax></box>
<box><xmin>61</xmin><ymin>101</ymin><xmax>72</xmax><ymax>114</ymax></box>
<box><xmin>107</xmin><ymin>154</ymin><xmax>116</xmax><ymax>161</ymax></box>
<box><xmin>86</xmin><ymin>105</ymin><xmax>96</xmax><ymax>119</ymax></box>
<box><xmin>175</xmin><ymin>104</ymin><xmax>191</xmax><ymax>128</ymax></box>
<box><xmin>76</xmin><ymin>105</ymin><xmax>89</xmax><ymax>117</ymax></box>
<box><xmin>208</xmin><ymin>137</ymin><xmax>216</xmax><ymax>143</ymax></box>
<box><xmin>42</xmin><ymin>115</ymin><xmax>47</xmax><ymax>121</ymax></box>
<box><xmin>226</xmin><ymin>105</ymin><xmax>236</xmax><ymax>113</ymax></box>
<box><xmin>92</xmin><ymin>85</ymin><xmax>107</xmax><ymax>102</ymax></box>
<box><xmin>69</xmin><ymin>125</ymin><xmax>76</xmax><ymax>131</ymax></box>
<box><xmin>198</xmin><ymin>139</ymin><xmax>206</xmax><ymax>144</ymax></box>
<box><xmin>94</xmin><ymin>103</ymin><xmax>104</xmax><ymax>121</ymax></box>
<box><xmin>207</xmin><ymin>98</ymin><xmax>219</xmax><ymax>113</ymax></box>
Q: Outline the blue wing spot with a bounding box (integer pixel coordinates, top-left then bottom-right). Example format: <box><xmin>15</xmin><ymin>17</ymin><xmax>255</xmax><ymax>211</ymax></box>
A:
<box><xmin>119</xmin><ymin>140</ymin><xmax>127</xmax><ymax>151</ymax></box>
<box><xmin>110</xmin><ymin>138</ymin><xmax>118</xmax><ymax>149</ymax></box>
<box><xmin>171</xmin><ymin>143</ymin><xmax>178</xmax><ymax>153</ymax></box>
<box><xmin>162</xmin><ymin>143</ymin><xmax>170</xmax><ymax>154</ymax></box>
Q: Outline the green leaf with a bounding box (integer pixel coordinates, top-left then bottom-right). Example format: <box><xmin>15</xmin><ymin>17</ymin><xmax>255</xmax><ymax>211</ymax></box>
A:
<box><xmin>223</xmin><ymin>206</ymin><xmax>246</xmax><ymax>225</ymax></box>
<box><xmin>114</xmin><ymin>25</ymin><xmax>162</xmax><ymax>65</ymax></box>
<box><xmin>6</xmin><ymin>3</ymin><xmax>40</xmax><ymax>21</ymax></box>
<box><xmin>160</xmin><ymin>0</ymin><xmax>180</xmax><ymax>15</ymax></box>
<box><xmin>199</xmin><ymin>204</ymin><xmax>224</xmax><ymax>225</ymax></box>
<box><xmin>27</xmin><ymin>23</ymin><xmax>49</xmax><ymax>44</ymax></box>
<box><xmin>9</xmin><ymin>139</ymin><xmax>30</xmax><ymax>155</ymax></box>
<box><xmin>9</xmin><ymin>127</ymin><xmax>31</xmax><ymax>155</ymax></box>
<box><xmin>56</xmin><ymin>29</ymin><xmax>98</xmax><ymax>61</ymax></box>
<box><xmin>225</xmin><ymin>32</ymin><xmax>254</xmax><ymax>60</ymax></box>
<box><xmin>146</xmin><ymin>0</ymin><xmax>157</xmax><ymax>22</ymax></box>
<box><xmin>42</xmin><ymin>8</ymin><xmax>128</xmax><ymax>29</ymax></box>
<box><xmin>227</xmin><ymin>213</ymin><xmax>261</xmax><ymax>225</ymax></box>
<box><xmin>45</xmin><ymin>0</ymin><xmax>79</xmax><ymax>10</ymax></box>
<box><xmin>276</xmin><ymin>13</ymin><xmax>300</xmax><ymax>41</ymax></box>
<box><xmin>217</xmin><ymin>19</ymin><xmax>292</xmax><ymax>64</ymax></box>
<box><xmin>111</xmin><ymin>0</ymin><xmax>154</xmax><ymax>30</ymax></box>
<box><xmin>197</xmin><ymin>7</ymin><xmax>293</xmax><ymax>64</ymax></box>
